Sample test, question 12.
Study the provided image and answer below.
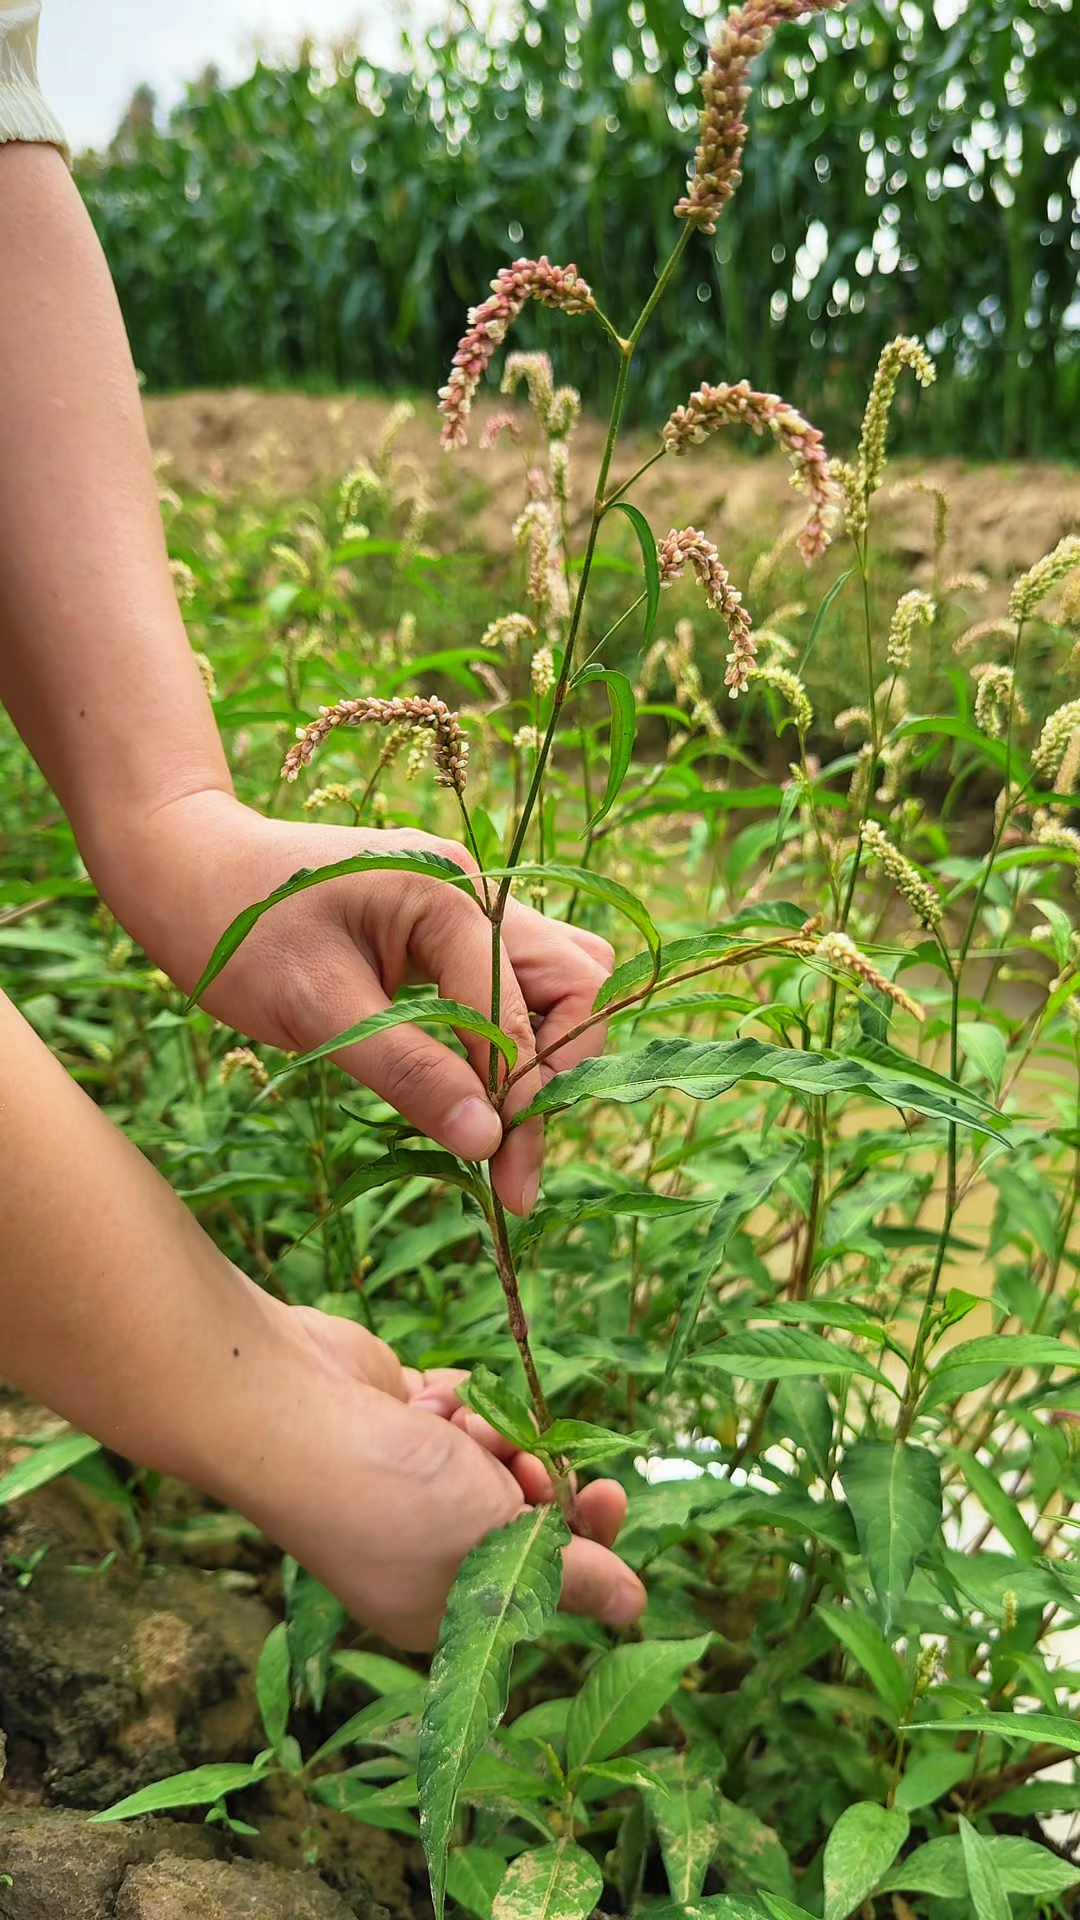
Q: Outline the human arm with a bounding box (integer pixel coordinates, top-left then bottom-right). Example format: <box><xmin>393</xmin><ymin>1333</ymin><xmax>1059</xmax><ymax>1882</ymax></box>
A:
<box><xmin>0</xmin><ymin>142</ymin><xmax>612</xmax><ymax>1214</ymax></box>
<box><xmin>0</xmin><ymin>984</ymin><xmax>646</xmax><ymax>1649</ymax></box>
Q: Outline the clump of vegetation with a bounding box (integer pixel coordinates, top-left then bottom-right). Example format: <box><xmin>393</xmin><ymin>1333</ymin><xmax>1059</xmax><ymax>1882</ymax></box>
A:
<box><xmin>79</xmin><ymin>0</ymin><xmax>1080</xmax><ymax>456</ymax></box>
<box><xmin>5</xmin><ymin>2</ymin><xmax>1080</xmax><ymax>1917</ymax></box>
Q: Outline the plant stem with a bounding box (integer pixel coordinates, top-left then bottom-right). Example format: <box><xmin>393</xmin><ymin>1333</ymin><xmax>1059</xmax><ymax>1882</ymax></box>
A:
<box><xmin>489</xmin><ymin>1189</ymin><xmax>551</xmax><ymax>1429</ymax></box>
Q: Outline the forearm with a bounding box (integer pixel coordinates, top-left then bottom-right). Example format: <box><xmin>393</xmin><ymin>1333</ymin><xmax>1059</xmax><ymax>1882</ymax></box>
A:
<box><xmin>0</xmin><ymin>144</ymin><xmax>230</xmax><ymax>875</ymax></box>
<box><xmin>0</xmin><ymin>984</ymin><xmax>280</xmax><ymax>1496</ymax></box>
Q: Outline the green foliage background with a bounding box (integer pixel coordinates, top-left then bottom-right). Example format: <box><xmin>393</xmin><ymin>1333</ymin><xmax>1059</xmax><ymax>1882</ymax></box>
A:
<box><xmin>76</xmin><ymin>0</ymin><xmax>1079</xmax><ymax>455</ymax></box>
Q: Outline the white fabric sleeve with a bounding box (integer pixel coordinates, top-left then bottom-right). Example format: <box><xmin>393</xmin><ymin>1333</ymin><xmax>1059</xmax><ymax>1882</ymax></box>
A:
<box><xmin>0</xmin><ymin>1</ymin><xmax>67</xmax><ymax>152</ymax></box>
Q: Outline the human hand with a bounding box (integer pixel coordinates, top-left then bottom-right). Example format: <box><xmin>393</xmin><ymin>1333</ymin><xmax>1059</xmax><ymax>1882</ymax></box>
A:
<box><xmin>107</xmin><ymin>790</ymin><xmax>614</xmax><ymax>1213</ymax></box>
<box><xmin>233</xmin><ymin>1303</ymin><xmax>646</xmax><ymax>1652</ymax></box>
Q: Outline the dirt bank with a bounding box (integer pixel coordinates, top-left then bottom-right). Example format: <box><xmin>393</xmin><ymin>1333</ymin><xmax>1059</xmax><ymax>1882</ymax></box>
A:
<box><xmin>143</xmin><ymin>388</ymin><xmax>1080</xmax><ymax>608</ymax></box>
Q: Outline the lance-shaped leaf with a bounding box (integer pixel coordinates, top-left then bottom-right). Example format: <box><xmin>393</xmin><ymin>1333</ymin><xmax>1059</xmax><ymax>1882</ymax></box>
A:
<box><xmin>418</xmin><ymin>1507</ymin><xmax>568</xmax><ymax>1920</ymax></box>
<box><xmin>272</xmin><ymin>995</ymin><xmax>518</xmax><ymax>1075</ymax></box>
<box><xmin>840</xmin><ymin>1441</ymin><xmax>942</xmax><ymax>1633</ymax></box>
<box><xmin>90</xmin><ymin>1761</ymin><xmax>271</xmax><ymax>1823</ymax></box>
<box><xmin>606</xmin><ymin>499</ymin><xmax>661</xmax><ymax>645</ymax></box>
<box><xmin>462</xmin><ymin>1366</ymin><xmax>540</xmax><ymax>1452</ymax></box>
<box><xmin>665</xmin><ymin>1143</ymin><xmax>802</xmax><ymax>1379</ymax></box>
<box><xmin>186</xmin><ymin>848</ymin><xmax>474</xmax><ymax>1004</ymax></box>
<box><xmin>823</xmin><ymin>1803</ymin><xmax>909</xmax><ymax>1920</ymax></box>
<box><xmin>566</xmin><ymin>1635</ymin><xmax>711</xmax><ymax>1772</ymax></box>
<box><xmin>0</xmin><ymin>1430</ymin><xmax>101</xmax><ymax>1507</ymax></box>
<box><xmin>510</xmin><ymin>1037</ymin><xmax>1001</xmax><ymax>1136</ymax></box>
<box><xmin>575</xmin><ymin>665</ymin><xmax>638</xmax><ymax>830</ymax></box>
<box><xmin>491</xmin><ymin>863</ymin><xmax>660</xmax><ymax>961</ymax></box>
<box><xmin>692</xmin><ymin>1328</ymin><xmax>895</xmax><ymax>1391</ymax></box>
<box><xmin>646</xmin><ymin>1751</ymin><xmax>724</xmax><ymax>1904</ymax></box>
<box><xmin>255</xmin><ymin>1622</ymin><xmax>292</xmax><ymax>1762</ymax></box>
<box><xmin>921</xmin><ymin>1333</ymin><xmax>1080</xmax><ymax>1410</ymax></box>
<box><xmin>594</xmin><ymin>914</ymin><xmax>806</xmax><ymax>1015</ymax></box>
<box><xmin>815</xmin><ymin>1605</ymin><xmax>908</xmax><ymax>1721</ymax></box>
<box><xmin>959</xmin><ymin>1817</ymin><xmax>1011</xmax><ymax>1920</ymax></box>
<box><xmin>329</xmin><ymin>1150</ymin><xmax>487</xmax><ymax>1211</ymax></box>
<box><xmin>492</xmin><ymin>1840</ymin><xmax>603</xmax><ymax>1920</ymax></box>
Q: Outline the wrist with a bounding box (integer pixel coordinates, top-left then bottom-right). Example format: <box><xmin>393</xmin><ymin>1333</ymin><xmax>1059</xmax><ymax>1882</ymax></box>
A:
<box><xmin>82</xmin><ymin>785</ymin><xmax>244</xmax><ymax>981</ymax></box>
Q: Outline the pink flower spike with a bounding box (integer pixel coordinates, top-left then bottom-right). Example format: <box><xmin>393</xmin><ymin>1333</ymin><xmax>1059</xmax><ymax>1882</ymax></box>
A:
<box><xmin>656</xmin><ymin>527</ymin><xmax>757</xmax><ymax>696</ymax></box>
<box><xmin>438</xmin><ymin>257</ymin><xmax>595</xmax><ymax>450</ymax></box>
<box><xmin>677</xmin><ymin>0</ymin><xmax>844</xmax><ymax>234</ymax></box>
<box><xmin>662</xmin><ymin>379</ymin><xmax>838</xmax><ymax>563</ymax></box>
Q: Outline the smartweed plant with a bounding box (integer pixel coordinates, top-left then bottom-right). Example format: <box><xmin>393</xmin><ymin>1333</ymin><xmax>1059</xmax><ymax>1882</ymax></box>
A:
<box><xmin>89</xmin><ymin>3</ymin><xmax>1080</xmax><ymax>1915</ymax></box>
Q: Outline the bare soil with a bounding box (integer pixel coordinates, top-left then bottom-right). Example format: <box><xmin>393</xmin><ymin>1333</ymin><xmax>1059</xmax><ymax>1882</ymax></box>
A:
<box><xmin>144</xmin><ymin>388</ymin><xmax>1080</xmax><ymax>611</ymax></box>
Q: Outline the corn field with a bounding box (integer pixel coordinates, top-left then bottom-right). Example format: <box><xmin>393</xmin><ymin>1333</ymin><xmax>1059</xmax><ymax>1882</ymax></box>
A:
<box><xmin>78</xmin><ymin>0</ymin><xmax>1079</xmax><ymax>455</ymax></box>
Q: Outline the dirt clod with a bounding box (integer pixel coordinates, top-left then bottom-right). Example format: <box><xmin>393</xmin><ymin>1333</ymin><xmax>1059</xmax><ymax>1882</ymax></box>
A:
<box><xmin>113</xmin><ymin>1856</ymin><xmax>366</xmax><ymax>1920</ymax></box>
<box><xmin>0</xmin><ymin>1810</ymin><xmax>221</xmax><ymax>1920</ymax></box>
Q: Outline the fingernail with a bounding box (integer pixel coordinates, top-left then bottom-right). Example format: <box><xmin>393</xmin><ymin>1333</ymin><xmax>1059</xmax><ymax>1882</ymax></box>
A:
<box><xmin>603</xmin><ymin>1578</ymin><xmax>646</xmax><ymax>1628</ymax></box>
<box><xmin>446</xmin><ymin>1096</ymin><xmax>502</xmax><ymax>1161</ymax></box>
<box><xmin>521</xmin><ymin>1171</ymin><xmax>541</xmax><ymax>1215</ymax></box>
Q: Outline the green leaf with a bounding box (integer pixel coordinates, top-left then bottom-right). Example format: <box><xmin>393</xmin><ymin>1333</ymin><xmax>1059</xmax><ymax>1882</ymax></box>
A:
<box><xmin>959</xmin><ymin>1816</ymin><xmax>1010</xmax><ymax>1920</ymax></box>
<box><xmin>575</xmin><ymin>666</ymin><xmax>638</xmax><ymax>831</ymax></box>
<box><xmin>894</xmin><ymin>1749</ymin><xmax>974</xmax><ymax>1812</ymax></box>
<box><xmin>815</xmin><ymin>1606</ymin><xmax>908</xmax><ymax>1720</ymax></box>
<box><xmin>309</xmin><ymin>1772</ymin><xmax>420</xmax><ymax>1833</ymax></box>
<box><xmin>498</xmin><ymin>863</ymin><xmax>660</xmax><ymax>961</ymax></box>
<box><xmin>418</xmin><ymin>1507</ymin><xmax>568</xmax><ymax>1920</ymax></box>
<box><xmin>593</xmin><ymin>918</ymin><xmax>806</xmax><ymax>1015</ymax></box>
<box><xmin>511</xmin><ymin>1037</ymin><xmax>1001</xmax><ymax>1136</ymax></box>
<box><xmin>305</xmin><ymin>1688</ymin><xmax>422</xmax><ymax>1768</ymax></box>
<box><xmin>447</xmin><ymin>1847</ymin><xmax>507</xmax><ymax>1920</ymax></box>
<box><xmin>881</xmin><ymin>1831</ymin><xmax>1080</xmax><ymax>1898</ymax></box>
<box><xmin>693</xmin><ymin>1328</ymin><xmax>895</xmax><ymax>1390</ymax></box>
<box><xmin>949</xmin><ymin>1447</ymin><xmax>1038</xmax><ymax>1561</ymax></box>
<box><xmin>957</xmin><ymin>1020</ymin><xmax>1008</xmax><ymax>1091</ymax></box>
<box><xmin>0</xmin><ymin>1431</ymin><xmax>101</xmax><ymax>1507</ymax></box>
<box><xmin>607</xmin><ymin>500</ymin><xmax>660</xmax><ymax>646</ymax></box>
<box><xmin>914</xmin><ymin>1710</ymin><xmax>1080</xmax><ymax>1752</ymax></box>
<box><xmin>922</xmin><ymin>1333</ymin><xmax>1080</xmax><ymax>1409</ymax></box>
<box><xmin>491</xmin><ymin>1840</ymin><xmax>603</xmax><ymax>1920</ymax></box>
<box><xmin>646</xmin><ymin>1752</ymin><xmax>723</xmax><ymax>1904</ymax></box>
<box><xmin>823</xmin><ymin>1802</ymin><xmax>909</xmax><ymax>1920</ymax></box>
<box><xmin>799</xmin><ymin>567</ymin><xmax>855</xmax><ymax>673</ymax></box>
<box><xmin>332</xmin><ymin>1651</ymin><xmax>427</xmax><ymax>1700</ymax></box>
<box><xmin>770</xmin><ymin>1378</ymin><xmax>833</xmax><ymax>1483</ymax></box>
<box><xmin>329</xmin><ymin>1150</ymin><xmax>484</xmax><ymax>1212</ymax></box>
<box><xmin>256</xmin><ymin>1622</ymin><xmax>292</xmax><ymax>1761</ymax></box>
<box><xmin>285</xmin><ymin>1571</ymin><xmax>347</xmax><ymax>1713</ymax></box>
<box><xmin>665</xmin><ymin>1145</ymin><xmax>802</xmax><ymax>1379</ymax></box>
<box><xmin>463</xmin><ymin>1367</ymin><xmax>540</xmax><ymax>1452</ymax></box>
<box><xmin>89</xmin><ymin>1762</ymin><xmax>269</xmax><ymax>1823</ymax></box>
<box><xmin>839</xmin><ymin>1441</ymin><xmax>942</xmax><ymax>1632</ymax></box>
<box><xmin>566</xmin><ymin>1635</ymin><xmax>711</xmax><ymax>1771</ymax></box>
<box><xmin>276</xmin><ymin>995</ymin><xmax>518</xmax><ymax>1073</ymax></box>
<box><xmin>714</xmin><ymin>1796</ymin><xmax>796</xmax><ymax>1899</ymax></box>
<box><xmin>538</xmin><ymin>1419</ymin><xmax>647</xmax><ymax>1467</ymax></box>
<box><xmin>185</xmin><ymin>849</ymin><xmax>473</xmax><ymax>1005</ymax></box>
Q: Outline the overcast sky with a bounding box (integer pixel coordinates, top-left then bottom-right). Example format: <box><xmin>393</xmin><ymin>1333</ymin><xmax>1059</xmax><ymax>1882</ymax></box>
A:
<box><xmin>37</xmin><ymin>1</ymin><xmax>441</xmax><ymax>152</ymax></box>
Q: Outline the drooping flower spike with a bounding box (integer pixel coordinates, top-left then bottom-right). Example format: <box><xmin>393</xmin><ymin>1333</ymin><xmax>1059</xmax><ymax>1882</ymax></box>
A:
<box><xmin>283</xmin><ymin>695</ymin><xmax>469</xmax><ymax>796</ymax></box>
<box><xmin>661</xmin><ymin>380</ymin><xmax>836</xmax><ymax>563</ymax></box>
<box><xmin>656</xmin><ymin>526</ymin><xmax>756</xmax><ymax>695</ymax></box>
<box><xmin>438</xmin><ymin>258</ymin><xmax>595</xmax><ymax>450</ymax></box>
